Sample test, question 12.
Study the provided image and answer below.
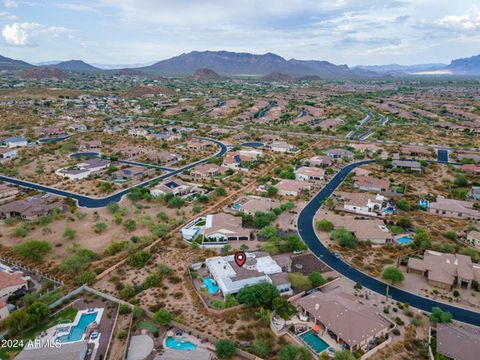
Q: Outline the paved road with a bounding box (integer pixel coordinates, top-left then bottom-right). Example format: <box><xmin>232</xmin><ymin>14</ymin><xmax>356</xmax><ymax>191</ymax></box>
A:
<box><xmin>0</xmin><ymin>137</ymin><xmax>227</xmax><ymax>208</ymax></box>
<box><xmin>297</xmin><ymin>160</ymin><xmax>480</xmax><ymax>326</ymax></box>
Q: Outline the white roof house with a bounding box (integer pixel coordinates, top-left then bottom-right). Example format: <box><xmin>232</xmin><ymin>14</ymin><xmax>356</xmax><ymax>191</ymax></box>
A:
<box><xmin>205</xmin><ymin>253</ymin><xmax>291</xmax><ymax>298</ymax></box>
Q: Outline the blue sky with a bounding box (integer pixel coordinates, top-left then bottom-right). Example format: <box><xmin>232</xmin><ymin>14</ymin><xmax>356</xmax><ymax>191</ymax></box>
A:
<box><xmin>0</xmin><ymin>0</ymin><xmax>479</xmax><ymax>66</ymax></box>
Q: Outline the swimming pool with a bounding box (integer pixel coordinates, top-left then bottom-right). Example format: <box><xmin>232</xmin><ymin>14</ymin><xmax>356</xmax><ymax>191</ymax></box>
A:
<box><xmin>57</xmin><ymin>312</ymin><xmax>97</xmax><ymax>343</ymax></box>
<box><xmin>300</xmin><ymin>330</ymin><xmax>329</xmax><ymax>353</ymax></box>
<box><xmin>396</xmin><ymin>236</ymin><xmax>413</xmax><ymax>245</ymax></box>
<box><xmin>202</xmin><ymin>278</ymin><xmax>219</xmax><ymax>294</ymax></box>
<box><xmin>166</xmin><ymin>337</ymin><xmax>197</xmax><ymax>351</ymax></box>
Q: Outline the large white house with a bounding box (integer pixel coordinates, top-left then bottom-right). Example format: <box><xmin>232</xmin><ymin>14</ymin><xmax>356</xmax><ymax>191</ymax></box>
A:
<box><xmin>55</xmin><ymin>158</ymin><xmax>110</xmax><ymax>180</ymax></box>
<box><xmin>205</xmin><ymin>253</ymin><xmax>292</xmax><ymax>298</ymax></box>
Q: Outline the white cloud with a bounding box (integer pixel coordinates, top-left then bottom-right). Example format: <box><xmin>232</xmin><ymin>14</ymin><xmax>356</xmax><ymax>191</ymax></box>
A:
<box><xmin>436</xmin><ymin>6</ymin><xmax>480</xmax><ymax>31</ymax></box>
<box><xmin>55</xmin><ymin>3</ymin><xmax>97</xmax><ymax>12</ymax></box>
<box><xmin>3</xmin><ymin>0</ymin><xmax>17</xmax><ymax>8</ymax></box>
<box><xmin>2</xmin><ymin>22</ymin><xmax>69</xmax><ymax>46</ymax></box>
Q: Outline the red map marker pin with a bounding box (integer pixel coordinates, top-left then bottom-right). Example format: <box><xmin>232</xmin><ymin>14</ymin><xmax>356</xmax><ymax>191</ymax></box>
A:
<box><xmin>234</xmin><ymin>251</ymin><xmax>246</xmax><ymax>267</ymax></box>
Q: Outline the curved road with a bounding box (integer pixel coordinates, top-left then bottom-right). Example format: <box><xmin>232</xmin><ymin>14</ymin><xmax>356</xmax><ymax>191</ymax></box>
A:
<box><xmin>0</xmin><ymin>137</ymin><xmax>227</xmax><ymax>208</ymax></box>
<box><xmin>297</xmin><ymin>160</ymin><xmax>480</xmax><ymax>326</ymax></box>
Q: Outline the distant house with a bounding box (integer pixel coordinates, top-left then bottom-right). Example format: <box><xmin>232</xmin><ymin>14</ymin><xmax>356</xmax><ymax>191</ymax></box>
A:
<box><xmin>407</xmin><ymin>250</ymin><xmax>480</xmax><ymax>290</ymax></box>
<box><xmin>428</xmin><ymin>197</ymin><xmax>480</xmax><ymax>222</ymax></box>
<box><xmin>461</xmin><ymin>164</ymin><xmax>480</xmax><ymax>175</ymax></box>
<box><xmin>0</xmin><ymin>197</ymin><xmax>65</xmax><ymax>220</ymax></box>
<box><xmin>128</xmin><ymin>128</ymin><xmax>149</xmax><ymax>137</ymax></box>
<box><xmin>150</xmin><ymin>179</ymin><xmax>196</xmax><ymax>197</ymax></box>
<box><xmin>269</xmin><ymin>141</ymin><xmax>298</xmax><ymax>153</ymax></box>
<box><xmin>326</xmin><ymin>148</ymin><xmax>353</xmax><ymax>160</ymax></box>
<box><xmin>308</xmin><ymin>155</ymin><xmax>333</xmax><ymax>168</ymax></box>
<box><xmin>336</xmin><ymin>191</ymin><xmax>387</xmax><ymax>216</ymax></box>
<box><xmin>146</xmin><ymin>151</ymin><xmax>182</xmax><ymax>165</ymax></box>
<box><xmin>181</xmin><ymin>213</ymin><xmax>251</xmax><ymax>244</ymax></box>
<box><xmin>205</xmin><ymin>253</ymin><xmax>292</xmax><ymax>298</ymax></box>
<box><xmin>400</xmin><ymin>145</ymin><xmax>431</xmax><ymax>157</ymax></box>
<box><xmin>0</xmin><ymin>147</ymin><xmax>17</xmax><ymax>160</ymax></box>
<box><xmin>0</xmin><ymin>271</ymin><xmax>28</xmax><ymax>300</ymax></box>
<box><xmin>466</xmin><ymin>231</ymin><xmax>480</xmax><ymax>249</ymax></box>
<box><xmin>2</xmin><ymin>137</ymin><xmax>28</xmax><ymax>148</ymax></box>
<box><xmin>275</xmin><ymin>179</ymin><xmax>312</xmax><ymax>197</ymax></box>
<box><xmin>55</xmin><ymin>158</ymin><xmax>110</xmax><ymax>180</ymax></box>
<box><xmin>458</xmin><ymin>153</ymin><xmax>480</xmax><ymax>163</ymax></box>
<box><xmin>223</xmin><ymin>149</ymin><xmax>261</xmax><ymax>171</ymax></box>
<box><xmin>190</xmin><ymin>164</ymin><xmax>228</xmax><ymax>178</ymax></box>
<box><xmin>353</xmin><ymin>175</ymin><xmax>390</xmax><ymax>193</ymax></box>
<box><xmin>67</xmin><ymin>124</ymin><xmax>87</xmax><ymax>132</ymax></box>
<box><xmin>295</xmin><ymin>166</ymin><xmax>325</xmax><ymax>181</ymax></box>
<box><xmin>78</xmin><ymin>140</ymin><xmax>101</xmax><ymax>150</ymax></box>
<box><xmin>470</xmin><ymin>187</ymin><xmax>480</xmax><ymax>201</ymax></box>
<box><xmin>391</xmin><ymin>160</ymin><xmax>422</xmax><ymax>172</ymax></box>
<box><xmin>0</xmin><ymin>183</ymin><xmax>19</xmax><ymax>200</ymax></box>
<box><xmin>230</xmin><ymin>195</ymin><xmax>280</xmax><ymax>215</ymax></box>
<box><xmin>294</xmin><ymin>282</ymin><xmax>391</xmax><ymax>352</ymax></box>
<box><xmin>112</xmin><ymin>166</ymin><xmax>155</xmax><ymax>182</ymax></box>
<box><xmin>436</xmin><ymin>323</ymin><xmax>480</xmax><ymax>360</ymax></box>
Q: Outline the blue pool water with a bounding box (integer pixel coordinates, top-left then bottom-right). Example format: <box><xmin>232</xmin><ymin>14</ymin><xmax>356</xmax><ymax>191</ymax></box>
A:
<box><xmin>202</xmin><ymin>278</ymin><xmax>219</xmax><ymax>294</ymax></box>
<box><xmin>232</xmin><ymin>203</ymin><xmax>241</xmax><ymax>210</ymax></box>
<box><xmin>396</xmin><ymin>236</ymin><xmax>413</xmax><ymax>245</ymax></box>
<box><xmin>300</xmin><ymin>330</ymin><xmax>329</xmax><ymax>353</ymax></box>
<box><xmin>166</xmin><ymin>337</ymin><xmax>197</xmax><ymax>351</ymax></box>
<box><xmin>57</xmin><ymin>312</ymin><xmax>97</xmax><ymax>343</ymax></box>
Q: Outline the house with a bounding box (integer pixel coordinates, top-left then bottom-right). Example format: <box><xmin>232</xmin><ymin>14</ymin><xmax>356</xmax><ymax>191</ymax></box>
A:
<box><xmin>470</xmin><ymin>187</ymin><xmax>480</xmax><ymax>201</ymax></box>
<box><xmin>0</xmin><ymin>183</ymin><xmax>19</xmax><ymax>200</ymax></box>
<box><xmin>190</xmin><ymin>164</ymin><xmax>228</xmax><ymax>178</ymax></box>
<box><xmin>436</xmin><ymin>323</ymin><xmax>480</xmax><ymax>360</ymax></box>
<box><xmin>56</xmin><ymin>158</ymin><xmax>110</xmax><ymax>180</ymax></box>
<box><xmin>295</xmin><ymin>166</ymin><xmax>325</xmax><ymax>181</ymax></box>
<box><xmin>0</xmin><ymin>197</ymin><xmax>65</xmax><ymax>220</ymax></box>
<box><xmin>336</xmin><ymin>191</ymin><xmax>387</xmax><ymax>216</ymax></box>
<box><xmin>392</xmin><ymin>160</ymin><xmax>422</xmax><ymax>172</ymax></box>
<box><xmin>147</xmin><ymin>132</ymin><xmax>182</xmax><ymax>142</ymax></box>
<box><xmin>78</xmin><ymin>140</ymin><xmax>101</xmax><ymax>150</ymax></box>
<box><xmin>269</xmin><ymin>141</ymin><xmax>298</xmax><ymax>153</ymax></box>
<box><xmin>128</xmin><ymin>127</ymin><xmax>149</xmax><ymax>137</ymax></box>
<box><xmin>2</xmin><ymin>137</ymin><xmax>28</xmax><ymax>148</ymax></box>
<box><xmin>353</xmin><ymin>176</ymin><xmax>390</xmax><ymax>193</ymax></box>
<box><xmin>223</xmin><ymin>149</ymin><xmax>261</xmax><ymax>170</ymax></box>
<box><xmin>326</xmin><ymin>148</ymin><xmax>353</xmax><ymax>160</ymax></box>
<box><xmin>146</xmin><ymin>151</ymin><xmax>182</xmax><ymax>165</ymax></box>
<box><xmin>15</xmin><ymin>340</ymin><xmax>88</xmax><ymax>360</ymax></box>
<box><xmin>294</xmin><ymin>282</ymin><xmax>391</xmax><ymax>352</ymax></box>
<box><xmin>0</xmin><ymin>271</ymin><xmax>28</xmax><ymax>300</ymax></box>
<box><xmin>205</xmin><ymin>252</ymin><xmax>292</xmax><ymax>298</ymax></box>
<box><xmin>400</xmin><ymin>145</ymin><xmax>431</xmax><ymax>157</ymax></box>
<box><xmin>308</xmin><ymin>155</ymin><xmax>333</xmax><ymax>168</ymax></box>
<box><xmin>458</xmin><ymin>153</ymin><xmax>480</xmax><ymax>163</ymax></box>
<box><xmin>407</xmin><ymin>250</ymin><xmax>480</xmax><ymax>290</ymax></box>
<box><xmin>0</xmin><ymin>147</ymin><xmax>17</xmax><ymax>160</ymax></box>
<box><xmin>461</xmin><ymin>164</ymin><xmax>480</xmax><ymax>175</ymax></box>
<box><xmin>112</xmin><ymin>166</ymin><xmax>156</xmax><ymax>182</ymax></box>
<box><xmin>67</xmin><ymin>124</ymin><xmax>88</xmax><ymax>132</ymax></box>
<box><xmin>275</xmin><ymin>179</ymin><xmax>312</xmax><ymax>197</ymax></box>
<box><xmin>428</xmin><ymin>197</ymin><xmax>480</xmax><ymax>222</ymax></box>
<box><xmin>230</xmin><ymin>195</ymin><xmax>280</xmax><ymax>215</ymax></box>
<box><xmin>181</xmin><ymin>213</ymin><xmax>251</xmax><ymax>244</ymax></box>
<box><xmin>151</xmin><ymin>179</ymin><xmax>196</xmax><ymax>197</ymax></box>
<box><xmin>466</xmin><ymin>231</ymin><xmax>480</xmax><ymax>249</ymax></box>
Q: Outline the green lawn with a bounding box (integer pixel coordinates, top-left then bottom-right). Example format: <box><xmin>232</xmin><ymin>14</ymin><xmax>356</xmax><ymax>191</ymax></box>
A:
<box><xmin>0</xmin><ymin>307</ymin><xmax>78</xmax><ymax>359</ymax></box>
<box><xmin>387</xmin><ymin>225</ymin><xmax>404</xmax><ymax>234</ymax></box>
<box><xmin>138</xmin><ymin>320</ymin><xmax>159</xmax><ymax>335</ymax></box>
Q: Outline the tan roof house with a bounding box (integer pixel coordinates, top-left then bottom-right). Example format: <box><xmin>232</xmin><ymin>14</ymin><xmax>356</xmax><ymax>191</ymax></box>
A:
<box><xmin>353</xmin><ymin>176</ymin><xmax>390</xmax><ymax>193</ymax></box>
<box><xmin>190</xmin><ymin>164</ymin><xmax>228</xmax><ymax>178</ymax></box>
<box><xmin>0</xmin><ymin>271</ymin><xmax>28</xmax><ymax>300</ymax></box>
<box><xmin>275</xmin><ymin>179</ymin><xmax>312</xmax><ymax>197</ymax></box>
<box><xmin>428</xmin><ymin>197</ymin><xmax>480</xmax><ymax>222</ymax></box>
<box><xmin>436</xmin><ymin>323</ymin><xmax>480</xmax><ymax>360</ymax></box>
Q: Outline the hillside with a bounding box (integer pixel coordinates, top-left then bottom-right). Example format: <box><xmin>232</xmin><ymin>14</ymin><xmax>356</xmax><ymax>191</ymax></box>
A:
<box><xmin>0</xmin><ymin>55</ymin><xmax>34</xmax><ymax>71</ymax></box>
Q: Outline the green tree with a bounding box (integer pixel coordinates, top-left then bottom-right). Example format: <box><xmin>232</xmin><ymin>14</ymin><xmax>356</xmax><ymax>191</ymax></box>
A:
<box><xmin>14</xmin><ymin>240</ymin><xmax>51</xmax><ymax>262</ymax></box>
<box><xmin>26</xmin><ymin>301</ymin><xmax>51</xmax><ymax>324</ymax></box>
<box><xmin>454</xmin><ymin>176</ymin><xmax>468</xmax><ymax>187</ymax></box>
<box><xmin>4</xmin><ymin>310</ymin><xmax>29</xmax><ymax>336</ymax></box>
<box><xmin>330</xmin><ymin>228</ymin><xmax>356</xmax><ymax>248</ymax></box>
<box><xmin>215</xmin><ymin>339</ymin><xmax>236</xmax><ymax>359</ymax></box>
<box><xmin>123</xmin><ymin>219</ymin><xmax>137</xmax><ymax>232</ymax></box>
<box><xmin>267</xmin><ymin>186</ymin><xmax>278</xmax><ymax>197</ymax></box>
<box><xmin>252</xmin><ymin>339</ymin><xmax>272</xmax><ymax>358</ymax></box>
<box><xmin>153</xmin><ymin>309</ymin><xmax>172</xmax><ymax>326</ymax></box>
<box><xmin>237</xmin><ymin>282</ymin><xmax>280</xmax><ymax>309</ymax></box>
<box><xmin>382</xmin><ymin>267</ymin><xmax>405</xmax><ymax>285</ymax></box>
<box><xmin>309</xmin><ymin>272</ymin><xmax>326</xmax><ymax>287</ymax></box>
<box><xmin>258</xmin><ymin>226</ymin><xmax>278</xmax><ymax>239</ymax></box>
<box><xmin>167</xmin><ymin>196</ymin><xmax>185</xmax><ymax>208</ymax></box>
<box><xmin>93</xmin><ymin>222</ymin><xmax>107</xmax><ymax>233</ymax></box>
<box><xmin>127</xmin><ymin>250</ymin><xmax>151</xmax><ymax>269</ymax></box>
<box><xmin>398</xmin><ymin>217</ymin><xmax>412</xmax><ymax>228</ymax></box>
<box><xmin>106</xmin><ymin>202</ymin><xmax>120</xmax><ymax>213</ymax></box>
<box><xmin>63</xmin><ymin>227</ymin><xmax>77</xmax><ymax>240</ymax></box>
<box><xmin>430</xmin><ymin>307</ymin><xmax>452</xmax><ymax>324</ymax></box>
<box><xmin>279</xmin><ymin>345</ymin><xmax>312</xmax><ymax>360</ymax></box>
<box><xmin>75</xmin><ymin>271</ymin><xmax>96</xmax><ymax>285</ymax></box>
<box><xmin>316</xmin><ymin>219</ymin><xmax>334</xmax><ymax>231</ymax></box>
<box><xmin>288</xmin><ymin>273</ymin><xmax>312</xmax><ymax>291</ymax></box>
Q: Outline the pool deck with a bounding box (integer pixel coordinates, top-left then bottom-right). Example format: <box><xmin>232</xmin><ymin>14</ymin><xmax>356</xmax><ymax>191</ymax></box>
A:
<box><xmin>163</xmin><ymin>331</ymin><xmax>214</xmax><ymax>353</ymax></box>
